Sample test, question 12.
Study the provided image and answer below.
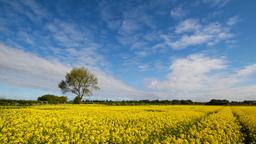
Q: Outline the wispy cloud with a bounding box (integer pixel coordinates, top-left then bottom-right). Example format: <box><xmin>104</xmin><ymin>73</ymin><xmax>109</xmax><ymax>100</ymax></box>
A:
<box><xmin>170</xmin><ymin>6</ymin><xmax>186</xmax><ymax>19</ymax></box>
<box><xmin>203</xmin><ymin>0</ymin><xmax>231</xmax><ymax>7</ymax></box>
<box><xmin>99</xmin><ymin>0</ymin><xmax>123</xmax><ymax>31</ymax></box>
<box><xmin>227</xmin><ymin>16</ymin><xmax>240</xmax><ymax>26</ymax></box>
<box><xmin>46</xmin><ymin>20</ymin><xmax>91</xmax><ymax>48</ymax></box>
<box><xmin>194</xmin><ymin>0</ymin><xmax>231</xmax><ymax>7</ymax></box>
<box><xmin>158</xmin><ymin>18</ymin><xmax>235</xmax><ymax>49</ymax></box>
<box><xmin>138</xmin><ymin>64</ymin><xmax>150</xmax><ymax>72</ymax></box>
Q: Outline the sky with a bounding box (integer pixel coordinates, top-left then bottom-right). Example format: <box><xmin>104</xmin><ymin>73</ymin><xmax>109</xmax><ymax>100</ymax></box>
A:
<box><xmin>0</xmin><ymin>0</ymin><xmax>256</xmax><ymax>101</ymax></box>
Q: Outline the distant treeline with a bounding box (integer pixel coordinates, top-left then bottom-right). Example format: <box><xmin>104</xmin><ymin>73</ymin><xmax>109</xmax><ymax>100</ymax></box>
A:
<box><xmin>0</xmin><ymin>94</ymin><xmax>68</xmax><ymax>106</ymax></box>
<box><xmin>84</xmin><ymin>100</ymin><xmax>196</xmax><ymax>105</ymax></box>
<box><xmin>0</xmin><ymin>99</ymin><xmax>41</xmax><ymax>106</ymax></box>
<box><xmin>83</xmin><ymin>99</ymin><xmax>256</xmax><ymax>106</ymax></box>
<box><xmin>0</xmin><ymin>96</ymin><xmax>255</xmax><ymax>106</ymax></box>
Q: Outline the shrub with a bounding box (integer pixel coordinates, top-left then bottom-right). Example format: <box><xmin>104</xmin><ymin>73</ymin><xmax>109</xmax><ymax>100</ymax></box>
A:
<box><xmin>38</xmin><ymin>94</ymin><xmax>67</xmax><ymax>104</ymax></box>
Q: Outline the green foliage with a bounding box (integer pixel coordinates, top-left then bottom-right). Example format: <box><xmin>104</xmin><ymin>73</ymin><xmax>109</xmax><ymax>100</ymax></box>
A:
<box><xmin>0</xmin><ymin>99</ymin><xmax>40</xmax><ymax>106</ymax></box>
<box><xmin>73</xmin><ymin>96</ymin><xmax>81</xmax><ymax>104</ymax></box>
<box><xmin>83</xmin><ymin>100</ymin><xmax>195</xmax><ymax>105</ymax></box>
<box><xmin>37</xmin><ymin>94</ymin><xmax>67</xmax><ymax>104</ymax></box>
<box><xmin>206</xmin><ymin>99</ymin><xmax>229</xmax><ymax>105</ymax></box>
<box><xmin>58</xmin><ymin>67</ymin><xmax>99</xmax><ymax>104</ymax></box>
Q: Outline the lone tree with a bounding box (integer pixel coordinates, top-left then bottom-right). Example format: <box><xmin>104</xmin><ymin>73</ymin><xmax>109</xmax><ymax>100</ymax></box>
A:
<box><xmin>58</xmin><ymin>67</ymin><xmax>99</xmax><ymax>104</ymax></box>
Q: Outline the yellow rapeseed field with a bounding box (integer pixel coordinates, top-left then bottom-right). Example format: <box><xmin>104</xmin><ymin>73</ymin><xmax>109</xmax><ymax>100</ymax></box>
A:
<box><xmin>0</xmin><ymin>105</ymin><xmax>255</xmax><ymax>144</ymax></box>
<box><xmin>232</xmin><ymin>106</ymin><xmax>256</xmax><ymax>143</ymax></box>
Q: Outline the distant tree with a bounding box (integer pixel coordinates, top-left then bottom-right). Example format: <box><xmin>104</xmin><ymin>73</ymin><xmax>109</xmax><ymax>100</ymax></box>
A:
<box><xmin>58</xmin><ymin>67</ymin><xmax>99</xmax><ymax>104</ymax></box>
<box><xmin>206</xmin><ymin>99</ymin><xmax>229</xmax><ymax>105</ymax></box>
<box><xmin>38</xmin><ymin>94</ymin><xmax>67</xmax><ymax>104</ymax></box>
<box><xmin>73</xmin><ymin>96</ymin><xmax>82</xmax><ymax>104</ymax></box>
<box><xmin>180</xmin><ymin>100</ymin><xmax>193</xmax><ymax>105</ymax></box>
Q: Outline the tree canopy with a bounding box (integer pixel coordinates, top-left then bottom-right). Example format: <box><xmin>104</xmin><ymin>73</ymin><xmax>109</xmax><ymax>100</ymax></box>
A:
<box><xmin>58</xmin><ymin>67</ymin><xmax>99</xmax><ymax>103</ymax></box>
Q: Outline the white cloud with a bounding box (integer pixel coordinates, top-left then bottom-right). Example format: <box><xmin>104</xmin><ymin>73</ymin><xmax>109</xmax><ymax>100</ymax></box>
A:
<box><xmin>161</xmin><ymin>18</ymin><xmax>234</xmax><ymax>49</ymax></box>
<box><xmin>147</xmin><ymin>54</ymin><xmax>256</xmax><ymax>101</ymax></box>
<box><xmin>235</xmin><ymin>64</ymin><xmax>256</xmax><ymax>78</ymax></box>
<box><xmin>119</xmin><ymin>19</ymin><xmax>142</xmax><ymax>35</ymax></box>
<box><xmin>0</xmin><ymin>44</ymin><xmax>70</xmax><ymax>90</ymax></box>
<box><xmin>138</xmin><ymin>64</ymin><xmax>149</xmax><ymax>72</ymax></box>
<box><xmin>0</xmin><ymin>44</ymin><xmax>148</xmax><ymax>100</ymax></box>
<box><xmin>175</xmin><ymin>19</ymin><xmax>201</xmax><ymax>34</ymax></box>
<box><xmin>227</xmin><ymin>16</ymin><xmax>240</xmax><ymax>26</ymax></box>
<box><xmin>170</xmin><ymin>6</ymin><xmax>186</xmax><ymax>19</ymax></box>
<box><xmin>200</xmin><ymin>0</ymin><xmax>231</xmax><ymax>7</ymax></box>
<box><xmin>60</xmin><ymin>46</ymin><xmax>109</xmax><ymax>71</ymax></box>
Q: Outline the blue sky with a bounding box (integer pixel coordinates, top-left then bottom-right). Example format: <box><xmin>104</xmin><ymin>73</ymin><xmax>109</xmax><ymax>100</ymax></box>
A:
<box><xmin>0</xmin><ymin>0</ymin><xmax>256</xmax><ymax>101</ymax></box>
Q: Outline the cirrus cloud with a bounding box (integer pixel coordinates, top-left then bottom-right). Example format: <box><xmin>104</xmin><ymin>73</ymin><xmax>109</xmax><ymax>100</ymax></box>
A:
<box><xmin>160</xmin><ymin>18</ymin><xmax>235</xmax><ymax>49</ymax></box>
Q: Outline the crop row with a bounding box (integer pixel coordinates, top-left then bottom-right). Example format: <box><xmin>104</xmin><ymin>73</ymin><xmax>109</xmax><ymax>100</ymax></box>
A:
<box><xmin>232</xmin><ymin>106</ymin><xmax>256</xmax><ymax>143</ymax></box>
<box><xmin>162</xmin><ymin>107</ymin><xmax>243</xmax><ymax>143</ymax></box>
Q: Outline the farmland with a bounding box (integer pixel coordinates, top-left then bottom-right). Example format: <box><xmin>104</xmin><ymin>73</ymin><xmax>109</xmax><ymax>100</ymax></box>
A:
<box><xmin>0</xmin><ymin>105</ymin><xmax>255</xmax><ymax>143</ymax></box>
